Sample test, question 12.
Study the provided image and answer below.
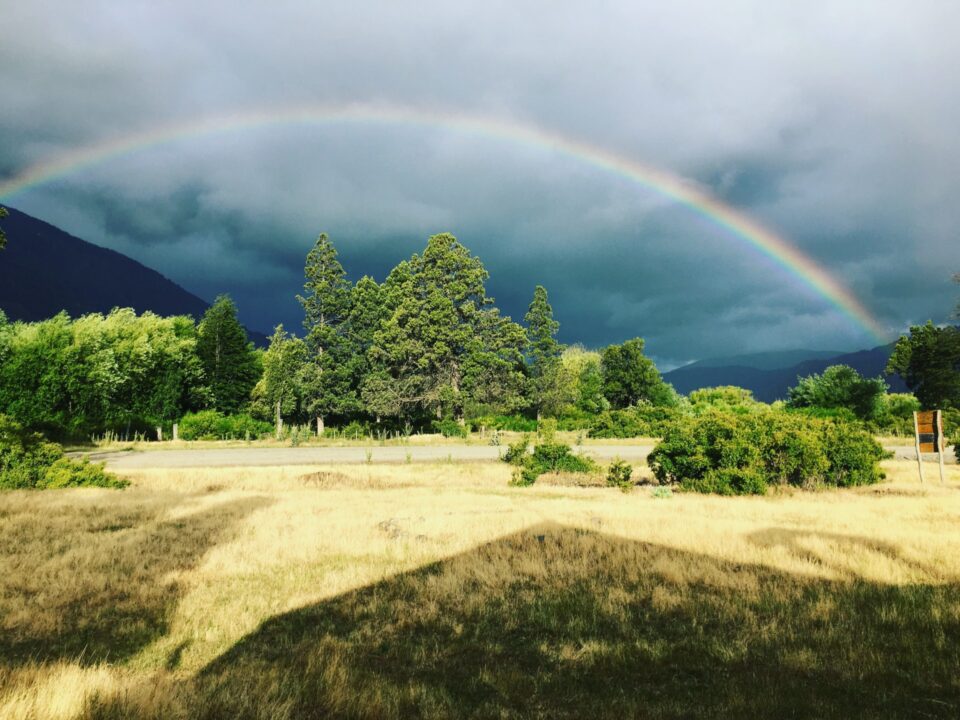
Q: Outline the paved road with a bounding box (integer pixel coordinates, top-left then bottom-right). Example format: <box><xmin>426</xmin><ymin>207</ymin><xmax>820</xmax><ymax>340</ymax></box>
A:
<box><xmin>98</xmin><ymin>444</ymin><xmax>657</xmax><ymax>469</ymax></box>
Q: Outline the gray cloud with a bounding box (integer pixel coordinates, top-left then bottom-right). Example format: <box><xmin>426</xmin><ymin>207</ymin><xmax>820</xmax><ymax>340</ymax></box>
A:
<box><xmin>2</xmin><ymin>1</ymin><xmax>960</xmax><ymax>365</ymax></box>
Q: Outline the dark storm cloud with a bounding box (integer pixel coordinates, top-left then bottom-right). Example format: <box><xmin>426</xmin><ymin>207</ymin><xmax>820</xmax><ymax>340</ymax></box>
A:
<box><xmin>2</xmin><ymin>1</ymin><xmax>959</xmax><ymax>363</ymax></box>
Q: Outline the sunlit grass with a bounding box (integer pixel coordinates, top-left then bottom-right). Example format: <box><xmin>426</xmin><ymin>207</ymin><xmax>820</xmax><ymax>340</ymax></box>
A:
<box><xmin>2</xmin><ymin>460</ymin><xmax>959</xmax><ymax>718</ymax></box>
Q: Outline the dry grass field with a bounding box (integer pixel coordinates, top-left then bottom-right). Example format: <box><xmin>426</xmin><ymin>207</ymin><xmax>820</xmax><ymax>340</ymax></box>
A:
<box><xmin>2</xmin><ymin>459</ymin><xmax>959</xmax><ymax>719</ymax></box>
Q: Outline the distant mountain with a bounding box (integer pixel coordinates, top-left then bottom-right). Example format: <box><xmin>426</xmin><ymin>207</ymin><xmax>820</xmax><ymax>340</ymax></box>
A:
<box><xmin>664</xmin><ymin>344</ymin><xmax>908</xmax><ymax>402</ymax></box>
<box><xmin>678</xmin><ymin>348</ymin><xmax>845</xmax><ymax>372</ymax></box>
<box><xmin>0</xmin><ymin>206</ymin><xmax>268</xmax><ymax>345</ymax></box>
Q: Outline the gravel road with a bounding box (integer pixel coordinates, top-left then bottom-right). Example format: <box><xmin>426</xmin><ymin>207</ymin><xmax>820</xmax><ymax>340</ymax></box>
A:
<box><xmin>97</xmin><ymin>444</ymin><xmax>657</xmax><ymax>469</ymax></box>
<box><xmin>92</xmin><ymin>443</ymin><xmax>953</xmax><ymax>470</ymax></box>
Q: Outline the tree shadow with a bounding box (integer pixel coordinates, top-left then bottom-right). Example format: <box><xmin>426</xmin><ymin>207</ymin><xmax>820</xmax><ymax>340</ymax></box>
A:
<box><xmin>0</xmin><ymin>494</ymin><xmax>271</xmax><ymax>666</ymax></box>
<box><xmin>143</xmin><ymin>522</ymin><xmax>960</xmax><ymax>720</ymax></box>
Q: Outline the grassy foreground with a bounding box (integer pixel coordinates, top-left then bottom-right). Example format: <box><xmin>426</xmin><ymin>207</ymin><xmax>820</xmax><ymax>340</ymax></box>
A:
<box><xmin>1</xmin><ymin>461</ymin><xmax>959</xmax><ymax>719</ymax></box>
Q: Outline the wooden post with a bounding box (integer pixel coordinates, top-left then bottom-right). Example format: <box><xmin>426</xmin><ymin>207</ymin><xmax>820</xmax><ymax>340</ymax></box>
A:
<box><xmin>937</xmin><ymin>409</ymin><xmax>946</xmax><ymax>485</ymax></box>
<box><xmin>172</xmin><ymin>423</ymin><xmax>179</xmax><ymax>441</ymax></box>
<box><xmin>156</xmin><ymin>426</ymin><xmax>163</xmax><ymax>442</ymax></box>
<box><xmin>316</xmin><ymin>416</ymin><xmax>324</xmax><ymax>437</ymax></box>
<box><xmin>913</xmin><ymin>411</ymin><xmax>925</xmax><ymax>484</ymax></box>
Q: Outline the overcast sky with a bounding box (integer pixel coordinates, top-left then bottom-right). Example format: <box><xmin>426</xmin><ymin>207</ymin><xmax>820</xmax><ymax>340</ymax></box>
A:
<box><xmin>2</xmin><ymin>1</ymin><xmax>958</xmax><ymax>366</ymax></box>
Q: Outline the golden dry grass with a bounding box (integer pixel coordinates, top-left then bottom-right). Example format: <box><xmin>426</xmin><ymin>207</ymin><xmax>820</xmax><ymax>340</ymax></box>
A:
<box><xmin>1</xmin><ymin>459</ymin><xmax>959</xmax><ymax>719</ymax></box>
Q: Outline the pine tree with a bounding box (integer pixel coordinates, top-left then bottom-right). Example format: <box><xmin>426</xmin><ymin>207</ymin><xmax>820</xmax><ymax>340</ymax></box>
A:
<box><xmin>296</xmin><ymin>233</ymin><xmax>353</xmax><ymax>434</ymax></box>
<box><xmin>524</xmin><ymin>285</ymin><xmax>565</xmax><ymax>419</ymax></box>
<box><xmin>196</xmin><ymin>295</ymin><xmax>260</xmax><ymax>413</ymax></box>
<box><xmin>0</xmin><ymin>206</ymin><xmax>7</xmax><ymax>250</ymax></box>
<box><xmin>370</xmin><ymin>234</ymin><xmax>525</xmax><ymax>421</ymax></box>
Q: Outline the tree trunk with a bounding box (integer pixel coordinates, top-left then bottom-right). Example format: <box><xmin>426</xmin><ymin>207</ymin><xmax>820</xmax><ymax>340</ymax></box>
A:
<box><xmin>316</xmin><ymin>415</ymin><xmax>324</xmax><ymax>437</ymax></box>
<box><xmin>275</xmin><ymin>400</ymin><xmax>283</xmax><ymax>439</ymax></box>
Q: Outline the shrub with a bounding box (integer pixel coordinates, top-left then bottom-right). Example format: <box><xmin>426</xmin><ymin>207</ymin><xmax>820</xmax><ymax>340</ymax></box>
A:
<box><xmin>471</xmin><ymin>414</ymin><xmax>538</xmax><ymax>432</ymax></box>
<box><xmin>433</xmin><ymin>418</ymin><xmax>469</xmax><ymax>438</ymax></box>
<box><xmin>871</xmin><ymin>393</ymin><xmax>921</xmax><ymax>436</ymax></box>
<box><xmin>648</xmin><ymin>409</ymin><xmax>884</xmax><ymax>495</ymax></box>
<box><xmin>530</xmin><ymin>443</ymin><xmax>595</xmax><ymax>474</ymax></box>
<box><xmin>589</xmin><ymin>409</ymin><xmax>647</xmax><ymax>439</ymax></box>
<box><xmin>820</xmin><ymin>421</ymin><xmax>886</xmax><ymax>487</ymax></box>
<box><xmin>503</xmin><ymin>436</ymin><xmax>530</xmax><ymax>465</ymax></box>
<box><xmin>506</xmin><ymin>440</ymin><xmax>596</xmax><ymax>486</ymax></box>
<box><xmin>0</xmin><ymin>414</ymin><xmax>126</xmax><ymax>490</ymax></box>
<box><xmin>606</xmin><ymin>458</ymin><xmax>633</xmax><ymax>490</ymax></box>
<box><xmin>178</xmin><ymin>411</ymin><xmax>272</xmax><ymax>441</ymax></box>
<box><xmin>537</xmin><ymin>418</ymin><xmax>558</xmax><ymax>443</ymax></box>
<box><xmin>340</xmin><ymin>420</ymin><xmax>371</xmax><ymax>440</ymax></box>
<box><xmin>588</xmin><ymin>403</ymin><xmax>682</xmax><ymax>439</ymax></box>
<box><xmin>688</xmin><ymin>386</ymin><xmax>760</xmax><ymax>414</ymax></box>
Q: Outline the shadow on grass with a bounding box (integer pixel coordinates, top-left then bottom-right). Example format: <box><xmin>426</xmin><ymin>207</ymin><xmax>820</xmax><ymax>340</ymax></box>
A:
<box><xmin>116</xmin><ymin>522</ymin><xmax>960</xmax><ymax>720</ymax></box>
<box><xmin>0</xmin><ymin>494</ymin><xmax>271</xmax><ymax>666</ymax></box>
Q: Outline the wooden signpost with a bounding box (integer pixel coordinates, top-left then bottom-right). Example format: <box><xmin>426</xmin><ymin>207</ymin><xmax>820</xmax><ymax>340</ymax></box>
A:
<box><xmin>913</xmin><ymin>410</ymin><xmax>946</xmax><ymax>484</ymax></box>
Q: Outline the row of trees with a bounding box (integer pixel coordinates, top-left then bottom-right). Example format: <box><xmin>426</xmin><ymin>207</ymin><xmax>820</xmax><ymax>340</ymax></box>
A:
<box><xmin>252</xmin><ymin>233</ymin><xmax>674</xmax><ymax>434</ymax></box>
<box><xmin>0</xmin><ymin>297</ymin><xmax>262</xmax><ymax>439</ymax></box>
<box><xmin>0</xmin><ymin>233</ymin><xmax>674</xmax><ymax>438</ymax></box>
<box><xmin>1</xmin><ymin>226</ymin><xmax>956</xmax><ymax>442</ymax></box>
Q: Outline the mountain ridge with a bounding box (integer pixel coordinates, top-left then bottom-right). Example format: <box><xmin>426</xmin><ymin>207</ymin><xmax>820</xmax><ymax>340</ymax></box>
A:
<box><xmin>0</xmin><ymin>206</ymin><xmax>268</xmax><ymax>345</ymax></box>
<box><xmin>663</xmin><ymin>343</ymin><xmax>907</xmax><ymax>401</ymax></box>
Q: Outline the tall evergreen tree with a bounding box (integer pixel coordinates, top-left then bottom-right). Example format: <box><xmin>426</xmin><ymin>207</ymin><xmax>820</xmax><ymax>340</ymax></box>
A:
<box><xmin>296</xmin><ymin>233</ymin><xmax>353</xmax><ymax>434</ymax></box>
<box><xmin>196</xmin><ymin>295</ymin><xmax>260</xmax><ymax>413</ymax></box>
<box><xmin>0</xmin><ymin>206</ymin><xmax>7</xmax><ymax>250</ymax></box>
<box><xmin>524</xmin><ymin>285</ymin><xmax>565</xmax><ymax>418</ymax></box>
<box><xmin>369</xmin><ymin>234</ymin><xmax>525</xmax><ymax>421</ymax></box>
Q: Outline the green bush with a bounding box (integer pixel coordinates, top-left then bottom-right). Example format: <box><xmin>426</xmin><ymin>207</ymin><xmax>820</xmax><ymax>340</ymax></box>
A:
<box><xmin>433</xmin><ymin>418</ymin><xmax>470</xmax><ymax>438</ymax></box>
<box><xmin>506</xmin><ymin>440</ymin><xmax>596</xmax><ymax>486</ymax></box>
<box><xmin>588</xmin><ymin>402</ymin><xmax>682</xmax><ymax>439</ymax></box>
<box><xmin>537</xmin><ymin>418</ymin><xmax>558</xmax><ymax>442</ymax></box>
<box><xmin>0</xmin><ymin>414</ymin><xmax>126</xmax><ymax>490</ymax></box>
<box><xmin>503</xmin><ymin>436</ymin><xmax>530</xmax><ymax>465</ymax></box>
<box><xmin>339</xmin><ymin>420</ymin><xmax>371</xmax><ymax>440</ymax></box>
<box><xmin>606</xmin><ymin>458</ymin><xmax>634</xmax><ymax>490</ymax></box>
<box><xmin>178</xmin><ymin>411</ymin><xmax>272</xmax><ymax>441</ymax></box>
<box><xmin>648</xmin><ymin>409</ymin><xmax>884</xmax><ymax>495</ymax></box>
<box><xmin>471</xmin><ymin>414</ymin><xmax>538</xmax><ymax>432</ymax></box>
<box><xmin>688</xmin><ymin>386</ymin><xmax>761</xmax><ymax>414</ymax></box>
<box><xmin>871</xmin><ymin>393</ymin><xmax>921</xmax><ymax>436</ymax></box>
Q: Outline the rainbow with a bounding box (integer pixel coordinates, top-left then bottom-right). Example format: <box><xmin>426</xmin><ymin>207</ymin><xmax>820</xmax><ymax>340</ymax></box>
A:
<box><xmin>0</xmin><ymin>103</ymin><xmax>888</xmax><ymax>342</ymax></box>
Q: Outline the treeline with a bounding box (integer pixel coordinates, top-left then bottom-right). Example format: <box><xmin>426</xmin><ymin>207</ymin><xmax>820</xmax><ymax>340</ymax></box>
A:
<box><xmin>0</xmin><ymin>233</ymin><xmax>675</xmax><ymax>440</ymax></box>
<box><xmin>1</xmin><ymin>230</ymin><xmax>957</xmax><ymax>446</ymax></box>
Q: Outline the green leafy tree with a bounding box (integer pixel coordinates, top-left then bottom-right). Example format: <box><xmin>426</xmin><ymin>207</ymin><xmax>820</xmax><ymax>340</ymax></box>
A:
<box><xmin>0</xmin><ymin>309</ymin><xmax>208</xmax><ymax>438</ymax></box>
<box><xmin>689</xmin><ymin>386</ymin><xmax>759</xmax><ymax>414</ymax></box>
<box><xmin>559</xmin><ymin>345</ymin><xmax>607</xmax><ymax>414</ymax></box>
<box><xmin>886</xmin><ymin>321</ymin><xmax>960</xmax><ymax>410</ymax></box>
<box><xmin>369</xmin><ymin>233</ymin><xmax>525</xmax><ymax>421</ymax></box>
<box><xmin>601</xmin><ymin>337</ymin><xmax>674</xmax><ymax>409</ymax></box>
<box><xmin>787</xmin><ymin>365</ymin><xmax>887</xmax><ymax>420</ymax></box>
<box><xmin>196</xmin><ymin>295</ymin><xmax>261</xmax><ymax>413</ymax></box>
<box><xmin>524</xmin><ymin>285</ymin><xmax>565</xmax><ymax>418</ymax></box>
<box><xmin>0</xmin><ymin>206</ymin><xmax>7</xmax><ymax>250</ymax></box>
<box><xmin>251</xmin><ymin>325</ymin><xmax>307</xmax><ymax>438</ymax></box>
<box><xmin>297</xmin><ymin>233</ymin><xmax>353</xmax><ymax>433</ymax></box>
